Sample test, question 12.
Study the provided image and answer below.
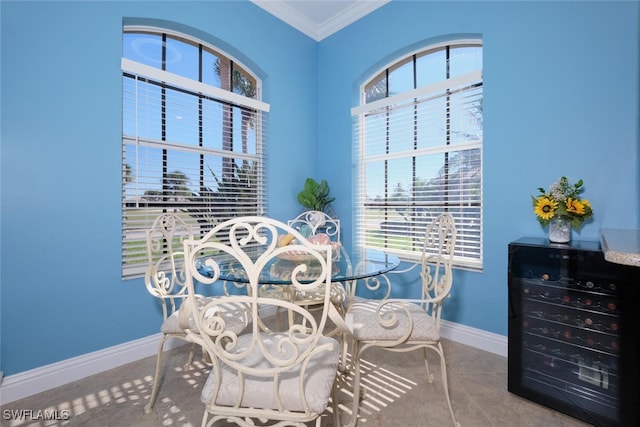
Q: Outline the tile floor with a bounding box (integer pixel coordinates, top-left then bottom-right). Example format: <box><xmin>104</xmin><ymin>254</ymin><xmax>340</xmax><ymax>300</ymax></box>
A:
<box><xmin>1</xmin><ymin>338</ymin><xmax>593</xmax><ymax>427</ymax></box>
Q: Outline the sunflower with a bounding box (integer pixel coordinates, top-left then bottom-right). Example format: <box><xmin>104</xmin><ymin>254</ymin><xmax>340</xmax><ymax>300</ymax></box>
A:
<box><xmin>534</xmin><ymin>196</ymin><xmax>558</xmax><ymax>220</ymax></box>
<box><xmin>566</xmin><ymin>198</ymin><xmax>586</xmax><ymax>215</ymax></box>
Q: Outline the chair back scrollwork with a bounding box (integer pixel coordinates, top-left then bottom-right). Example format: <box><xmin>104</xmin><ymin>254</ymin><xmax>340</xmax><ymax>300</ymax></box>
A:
<box><xmin>145</xmin><ymin>213</ymin><xmax>194</xmax><ymax>320</ymax></box>
<box><xmin>419</xmin><ymin>212</ymin><xmax>457</xmax><ymax>327</ymax></box>
<box><xmin>288</xmin><ymin>210</ymin><xmax>340</xmax><ymax>242</ymax></box>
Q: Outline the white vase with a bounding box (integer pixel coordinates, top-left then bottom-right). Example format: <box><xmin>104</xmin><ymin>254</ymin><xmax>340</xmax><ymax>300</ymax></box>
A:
<box><xmin>549</xmin><ymin>216</ymin><xmax>571</xmax><ymax>243</ymax></box>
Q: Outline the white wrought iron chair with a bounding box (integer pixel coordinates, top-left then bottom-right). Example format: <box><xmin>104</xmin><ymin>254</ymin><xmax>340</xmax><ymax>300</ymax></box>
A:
<box><xmin>256</xmin><ymin>211</ymin><xmax>344</xmax><ymax>323</ymax></box>
<box><xmin>344</xmin><ymin>213</ymin><xmax>460</xmax><ymax>427</ymax></box>
<box><xmin>286</xmin><ymin>210</ymin><xmax>345</xmax><ymax>304</ymax></box>
<box><xmin>262</xmin><ymin>211</ymin><xmax>347</xmax><ymax>332</ymax></box>
<box><xmin>181</xmin><ymin>216</ymin><xmax>342</xmax><ymax>427</ymax></box>
<box><xmin>143</xmin><ymin>213</ymin><xmax>250</xmax><ymax>413</ymax></box>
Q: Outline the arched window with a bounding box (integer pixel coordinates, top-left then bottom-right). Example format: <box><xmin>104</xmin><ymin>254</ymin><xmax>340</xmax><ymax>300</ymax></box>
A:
<box><xmin>352</xmin><ymin>40</ymin><xmax>482</xmax><ymax>269</ymax></box>
<box><xmin>121</xmin><ymin>27</ymin><xmax>269</xmax><ymax>278</ymax></box>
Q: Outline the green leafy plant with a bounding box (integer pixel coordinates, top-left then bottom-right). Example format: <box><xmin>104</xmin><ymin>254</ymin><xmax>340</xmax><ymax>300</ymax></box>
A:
<box><xmin>297</xmin><ymin>178</ymin><xmax>335</xmax><ymax>212</ymax></box>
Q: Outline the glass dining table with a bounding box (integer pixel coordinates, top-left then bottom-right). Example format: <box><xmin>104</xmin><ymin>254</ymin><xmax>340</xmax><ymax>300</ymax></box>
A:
<box><xmin>197</xmin><ymin>246</ymin><xmax>400</xmax><ymax>371</ymax></box>
<box><xmin>199</xmin><ymin>246</ymin><xmax>399</xmax><ymax>324</ymax></box>
<box><xmin>211</xmin><ymin>247</ymin><xmax>400</xmax><ymax>286</ymax></box>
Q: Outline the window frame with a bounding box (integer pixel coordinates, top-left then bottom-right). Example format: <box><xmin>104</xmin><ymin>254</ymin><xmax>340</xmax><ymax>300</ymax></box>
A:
<box><xmin>352</xmin><ymin>39</ymin><xmax>483</xmax><ymax>270</ymax></box>
<box><xmin>121</xmin><ymin>26</ymin><xmax>269</xmax><ymax>279</ymax></box>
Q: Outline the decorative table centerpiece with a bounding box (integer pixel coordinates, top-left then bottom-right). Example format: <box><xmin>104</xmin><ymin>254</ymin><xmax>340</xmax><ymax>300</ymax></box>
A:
<box><xmin>532</xmin><ymin>176</ymin><xmax>593</xmax><ymax>243</ymax></box>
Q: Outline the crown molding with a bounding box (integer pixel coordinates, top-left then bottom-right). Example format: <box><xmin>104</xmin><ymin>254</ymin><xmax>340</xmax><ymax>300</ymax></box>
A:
<box><xmin>251</xmin><ymin>0</ymin><xmax>389</xmax><ymax>41</ymax></box>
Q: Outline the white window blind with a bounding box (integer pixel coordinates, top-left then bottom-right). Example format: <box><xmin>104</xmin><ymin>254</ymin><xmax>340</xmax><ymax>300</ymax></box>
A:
<box><xmin>352</xmin><ymin>43</ymin><xmax>483</xmax><ymax>269</ymax></box>
<box><xmin>121</xmin><ymin>31</ymin><xmax>269</xmax><ymax>279</ymax></box>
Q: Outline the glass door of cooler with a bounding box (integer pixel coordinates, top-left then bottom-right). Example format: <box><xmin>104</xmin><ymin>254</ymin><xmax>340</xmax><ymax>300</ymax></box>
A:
<box><xmin>507</xmin><ymin>238</ymin><xmax>639</xmax><ymax>427</ymax></box>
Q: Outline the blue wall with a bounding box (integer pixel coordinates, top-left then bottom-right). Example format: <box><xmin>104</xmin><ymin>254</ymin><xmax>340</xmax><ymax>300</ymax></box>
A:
<box><xmin>1</xmin><ymin>1</ymin><xmax>638</xmax><ymax>376</ymax></box>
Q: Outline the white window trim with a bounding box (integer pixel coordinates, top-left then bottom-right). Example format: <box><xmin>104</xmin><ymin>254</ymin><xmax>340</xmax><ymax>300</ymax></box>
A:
<box><xmin>121</xmin><ymin>58</ymin><xmax>269</xmax><ymax>113</ymax></box>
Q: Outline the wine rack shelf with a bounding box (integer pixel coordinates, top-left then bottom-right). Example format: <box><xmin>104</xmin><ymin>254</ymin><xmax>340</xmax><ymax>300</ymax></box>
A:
<box><xmin>508</xmin><ymin>238</ymin><xmax>639</xmax><ymax>427</ymax></box>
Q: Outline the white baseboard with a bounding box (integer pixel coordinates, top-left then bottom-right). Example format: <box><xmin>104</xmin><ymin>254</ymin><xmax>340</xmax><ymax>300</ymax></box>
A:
<box><xmin>0</xmin><ymin>333</ymin><xmax>186</xmax><ymax>405</ymax></box>
<box><xmin>0</xmin><ymin>323</ymin><xmax>507</xmax><ymax>405</ymax></box>
<box><xmin>440</xmin><ymin>319</ymin><xmax>508</xmax><ymax>358</ymax></box>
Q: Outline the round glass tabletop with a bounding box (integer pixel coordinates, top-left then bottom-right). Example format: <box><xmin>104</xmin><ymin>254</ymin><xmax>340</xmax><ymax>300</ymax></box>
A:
<box><xmin>210</xmin><ymin>248</ymin><xmax>399</xmax><ymax>285</ymax></box>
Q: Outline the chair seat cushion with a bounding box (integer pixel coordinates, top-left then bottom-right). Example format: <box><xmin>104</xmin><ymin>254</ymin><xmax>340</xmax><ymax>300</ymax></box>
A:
<box><xmin>348</xmin><ymin>297</ymin><xmax>439</xmax><ymax>342</ymax></box>
<box><xmin>161</xmin><ymin>297</ymin><xmax>250</xmax><ymax>335</ymax></box>
<box><xmin>201</xmin><ymin>333</ymin><xmax>340</xmax><ymax>414</ymax></box>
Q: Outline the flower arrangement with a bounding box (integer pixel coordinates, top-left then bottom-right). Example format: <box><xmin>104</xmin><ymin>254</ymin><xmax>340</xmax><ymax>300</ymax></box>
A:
<box><xmin>532</xmin><ymin>176</ymin><xmax>593</xmax><ymax>229</ymax></box>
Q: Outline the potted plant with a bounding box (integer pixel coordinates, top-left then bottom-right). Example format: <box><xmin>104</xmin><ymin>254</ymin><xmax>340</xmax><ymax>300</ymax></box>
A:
<box><xmin>297</xmin><ymin>178</ymin><xmax>335</xmax><ymax>213</ymax></box>
<box><xmin>532</xmin><ymin>176</ymin><xmax>593</xmax><ymax>243</ymax></box>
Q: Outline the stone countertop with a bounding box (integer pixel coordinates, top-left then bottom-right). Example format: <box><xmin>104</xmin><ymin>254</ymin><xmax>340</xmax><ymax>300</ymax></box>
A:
<box><xmin>600</xmin><ymin>228</ymin><xmax>640</xmax><ymax>267</ymax></box>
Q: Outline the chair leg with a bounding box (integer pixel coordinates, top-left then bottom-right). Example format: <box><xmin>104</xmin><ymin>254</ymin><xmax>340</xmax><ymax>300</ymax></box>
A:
<box><xmin>144</xmin><ymin>334</ymin><xmax>169</xmax><ymax>413</ymax></box>
<box><xmin>422</xmin><ymin>347</ymin><xmax>435</xmax><ymax>383</ymax></box>
<box><xmin>331</xmin><ymin>373</ymin><xmax>341</xmax><ymax>427</ymax></box>
<box><xmin>184</xmin><ymin>342</ymin><xmax>196</xmax><ymax>369</ymax></box>
<box><xmin>339</xmin><ymin>331</ymin><xmax>349</xmax><ymax>372</ymax></box>
<box><xmin>201</xmin><ymin>409</ymin><xmax>210</xmax><ymax>427</ymax></box>
<box><xmin>345</xmin><ymin>340</ymin><xmax>362</xmax><ymax>427</ymax></box>
<box><xmin>275</xmin><ymin>306</ymin><xmax>283</xmax><ymax>331</ymax></box>
<box><xmin>434</xmin><ymin>342</ymin><xmax>460</xmax><ymax>427</ymax></box>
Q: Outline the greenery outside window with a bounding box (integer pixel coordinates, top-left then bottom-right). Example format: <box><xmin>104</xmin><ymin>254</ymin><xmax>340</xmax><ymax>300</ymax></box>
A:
<box><xmin>121</xmin><ymin>27</ymin><xmax>269</xmax><ymax>278</ymax></box>
<box><xmin>352</xmin><ymin>40</ymin><xmax>483</xmax><ymax>269</ymax></box>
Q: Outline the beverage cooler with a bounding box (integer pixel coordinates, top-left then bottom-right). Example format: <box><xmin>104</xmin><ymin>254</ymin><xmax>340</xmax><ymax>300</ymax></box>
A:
<box><xmin>508</xmin><ymin>238</ymin><xmax>639</xmax><ymax>426</ymax></box>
